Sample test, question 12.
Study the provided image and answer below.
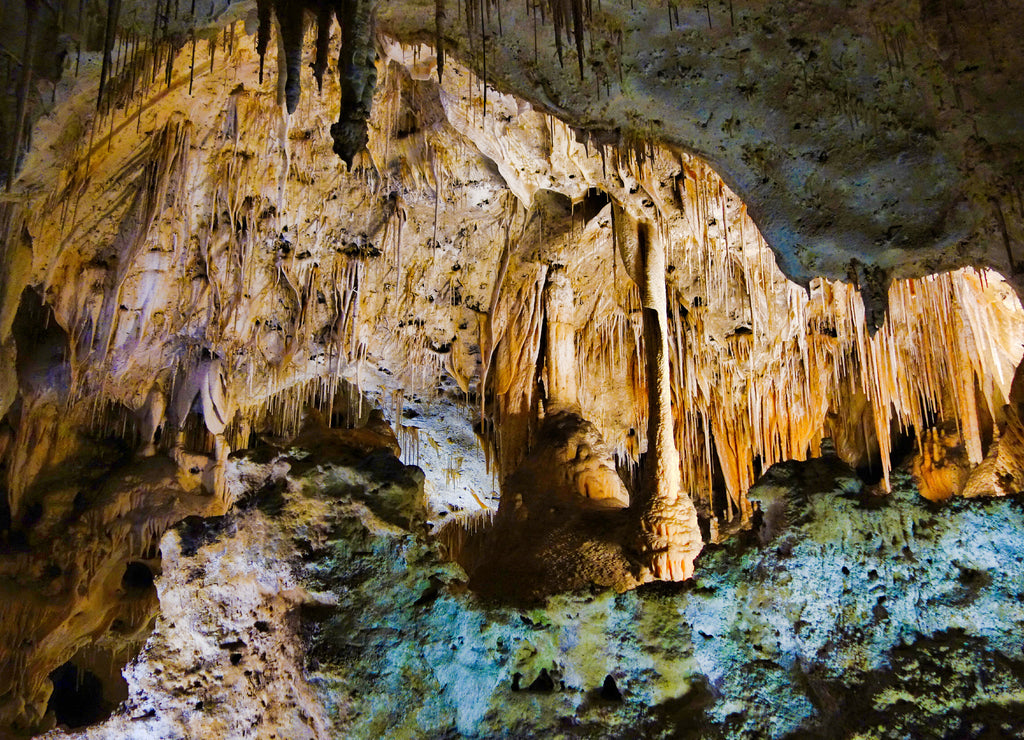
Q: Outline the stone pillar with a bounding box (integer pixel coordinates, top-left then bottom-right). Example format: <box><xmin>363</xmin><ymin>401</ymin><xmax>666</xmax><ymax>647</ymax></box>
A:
<box><xmin>543</xmin><ymin>268</ymin><xmax>578</xmax><ymax>410</ymax></box>
<box><xmin>633</xmin><ymin>221</ymin><xmax>703</xmax><ymax>581</ymax></box>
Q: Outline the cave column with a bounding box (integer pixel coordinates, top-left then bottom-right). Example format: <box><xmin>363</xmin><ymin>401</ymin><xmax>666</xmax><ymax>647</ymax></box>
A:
<box><xmin>635</xmin><ymin>222</ymin><xmax>703</xmax><ymax>580</ymax></box>
<box><xmin>543</xmin><ymin>267</ymin><xmax>578</xmax><ymax>410</ymax></box>
<box><xmin>170</xmin><ymin>359</ymin><xmax>234</xmax><ymax>504</ymax></box>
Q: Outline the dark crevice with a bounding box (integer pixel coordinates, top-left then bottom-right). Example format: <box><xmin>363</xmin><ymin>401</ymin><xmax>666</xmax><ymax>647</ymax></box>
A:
<box><xmin>47</xmin><ymin>663</ymin><xmax>112</xmax><ymax>730</ymax></box>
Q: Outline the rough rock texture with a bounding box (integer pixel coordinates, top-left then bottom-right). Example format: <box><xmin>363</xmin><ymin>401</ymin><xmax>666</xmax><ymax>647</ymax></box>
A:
<box><xmin>1</xmin><ymin>3</ymin><xmax>1024</xmax><ymax>734</ymax></box>
<box><xmin>0</xmin><ymin>447</ymin><xmax>229</xmax><ymax>735</ymax></box>
<box><xmin>1</xmin><ymin>15</ymin><xmax>1020</xmax><ymax>524</ymax></box>
<box><xmin>380</xmin><ymin>0</ymin><xmax>1024</xmax><ymax>293</ymax></box>
<box><xmin>38</xmin><ymin>437</ymin><xmax>1024</xmax><ymax>739</ymax></box>
<box><xmin>465</xmin><ymin>407</ymin><xmax>643</xmax><ymax>601</ymax></box>
<box><xmin>7</xmin><ymin>0</ymin><xmax>1024</xmax><ymax>299</ymax></box>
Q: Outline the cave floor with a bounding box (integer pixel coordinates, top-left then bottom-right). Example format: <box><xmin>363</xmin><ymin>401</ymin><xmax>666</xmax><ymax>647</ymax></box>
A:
<box><xmin>39</xmin><ymin>439</ymin><xmax>1024</xmax><ymax>740</ymax></box>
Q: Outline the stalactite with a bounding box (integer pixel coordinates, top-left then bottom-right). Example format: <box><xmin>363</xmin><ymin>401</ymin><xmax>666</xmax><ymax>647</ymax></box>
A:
<box><xmin>256</xmin><ymin>0</ymin><xmax>273</xmax><ymax>84</ymax></box>
<box><xmin>97</xmin><ymin>0</ymin><xmax>122</xmax><ymax>112</ymax></box>
<box><xmin>313</xmin><ymin>1</ymin><xmax>333</xmax><ymax>92</ymax></box>
<box><xmin>276</xmin><ymin>0</ymin><xmax>307</xmax><ymax>114</ymax></box>
<box><xmin>569</xmin><ymin>0</ymin><xmax>586</xmax><ymax>79</ymax></box>
<box><xmin>330</xmin><ymin>0</ymin><xmax>376</xmax><ymax>167</ymax></box>
<box><xmin>4</xmin><ymin>39</ymin><xmax>1022</xmax><ymax>689</ymax></box>
<box><xmin>6</xmin><ymin>0</ymin><xmax>40</xmax><ymax>191</ymax></box>
<box><xmin>189</xmin><ymin>33</ymin><xmax>197</xmax><ymax>95</ymax></box>
<box><xmin>435</xmin><ymin>508</ymin><xmax>497</xmax><ymax>570</ymax></box>
<box><xmin>435</xmin><ymin>0</ymin><xmax>446</xmax><ymax>83</ymax></box>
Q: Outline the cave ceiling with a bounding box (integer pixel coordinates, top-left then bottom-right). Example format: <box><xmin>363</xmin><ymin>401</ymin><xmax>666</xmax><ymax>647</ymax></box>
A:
<box><xmin>1</xmin><ymin>1</ymin><xmax>1024</xmax><ymax>734</ymax></box>
<box><xmin>0</xmin><ymin>0</ymin><xmax>1020</xmax><ymax>550</ymax></box>
<box><xmin>6</xmin><ymin>0</ymin><xmax>1024</xmax><ymax>290</ymax></box>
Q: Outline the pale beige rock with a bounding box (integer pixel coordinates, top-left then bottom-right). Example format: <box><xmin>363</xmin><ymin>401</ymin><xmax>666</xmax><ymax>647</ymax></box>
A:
<box><xmin>0</xmin><ymin>9</ymin><xmax>1023</xmax><ymax>734</ymax></box>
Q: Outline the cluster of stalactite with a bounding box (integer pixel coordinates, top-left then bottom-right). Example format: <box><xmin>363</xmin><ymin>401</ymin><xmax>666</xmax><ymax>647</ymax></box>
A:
<box><xmin>0</xmin><ymin>7</ymin><xmax>1022</xmax><ymax>737</ymax></box>
<box><xmin>0</xmin><ymin>0</ymin><xmax>381</xmax><ymax>190</ymax></box>
<box><xmin>0</xmin><ymin>29</ymin><xmax>504</xmax><ymax>521</ymax></box>
<box><xmin>1</xmin><ymin>18</ymin><xmax>1022</xmax><ymax>591</ymax></box>
<box><xmin>254</xmin><ymin>0</ymin><xmax>376</xmax><ymax>166</ymax></box>
<box><xmin>474</xmin><ymin>114</ymin><xmax>1024</xmax><ymax>536</ymax></box>
<box><xmin>0</xmin><ymin>0</ymin><xmax>246</xmax><ymax>192</ymax></box>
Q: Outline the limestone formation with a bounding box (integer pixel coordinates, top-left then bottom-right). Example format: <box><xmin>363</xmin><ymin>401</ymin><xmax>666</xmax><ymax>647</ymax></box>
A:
<box><xmin>36</xmin><ymin>423</ymin><xmax>1024</xmax><ymax>739</ymax></box>
<box><xmin>0</xmin><ymin>0</ymin><xmax>1022</xmax><ymax>736</ymax></box>
<box><xmin>542</xmin><ymin>268</ymin><xmax>577</xmax><ymax>410</ymax></box>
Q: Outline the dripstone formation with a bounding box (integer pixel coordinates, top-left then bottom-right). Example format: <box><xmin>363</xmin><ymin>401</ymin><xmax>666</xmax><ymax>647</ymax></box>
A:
<box><xmin>0</xmin><ymin>0</ymin><xmax>1022</xmax><ymax>737</ymax></box>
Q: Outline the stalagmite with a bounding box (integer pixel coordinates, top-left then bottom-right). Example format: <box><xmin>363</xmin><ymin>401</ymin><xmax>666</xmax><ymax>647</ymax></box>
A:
<box><xmin>543</xmin><ymin>267</ymin><xmax>578</xmax><ymax>409</ymax></box>
<box><xmin>1</xmin><ymin>26</ymin><xmax>1024</xmax><ymax>731</ymax></box>
<box><xmin>6</xmin><ymin>7</ymin><xmax>1024</xmax><ymax>740</ymax></box>
<box><xmin>614</xmin><ymin>204</ymin><xmax>702</xmax><ymax>581</ymax></box>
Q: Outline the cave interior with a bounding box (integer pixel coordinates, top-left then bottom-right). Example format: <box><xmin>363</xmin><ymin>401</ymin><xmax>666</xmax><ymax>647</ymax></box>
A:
<box><xmin>1</xmin><ymin>0</ymin><xmax>1024</xmax><ymax>737</ymax></box>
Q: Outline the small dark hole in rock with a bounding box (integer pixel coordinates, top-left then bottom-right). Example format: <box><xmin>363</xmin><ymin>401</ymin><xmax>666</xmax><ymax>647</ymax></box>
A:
<box><xmin>48</xmin><ymin>663</ymin><xmax>108</xmax><ymax>729</ymax></box>
<box><xmin>528</xmin><ymin>668</ymin><xmax>555</xmax><ymax>692</ymax></box>
<box><xmin>601</xmin><ymin>674</ymin><xmax>622</xmax><ymax>701</ymax></box>
<box><xmin>122</xmin><ymin>561</ymin><xmax>154</xmax><ymax>591</ymax></box>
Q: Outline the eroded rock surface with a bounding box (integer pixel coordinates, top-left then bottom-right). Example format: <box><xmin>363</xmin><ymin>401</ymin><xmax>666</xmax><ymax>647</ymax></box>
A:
<box><xmin>36</xmin><ymin>437</ymin><xmax>1024</xmax><ymax>739</ymax></box>
<box><xmin>1</xmin><ymin>3</ymin><xmax>1024</xmax><ymax>735</ymax></box>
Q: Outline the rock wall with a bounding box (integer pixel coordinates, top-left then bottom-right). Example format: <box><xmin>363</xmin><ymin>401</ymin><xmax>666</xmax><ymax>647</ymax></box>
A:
<box><xmin>40</xmin><ymin>431</ymin><xmax>1024</xmax><ymax>739</ymax></box>
<box><xmin>0</xmin><ymin>3</ymin><xmax>1023</xmax><ymax>734</ymax></box>
<box><xmin>3</xmin><ymin>23</ymin><xmax>1020</xmax><ymax>522</ymax></box>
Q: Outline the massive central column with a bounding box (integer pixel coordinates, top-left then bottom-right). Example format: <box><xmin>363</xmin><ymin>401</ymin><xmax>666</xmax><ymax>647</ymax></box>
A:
<box><xmin>615</xmin><ymin>207</ymin><xmax>703</xmax><ymax>580</ymax></box>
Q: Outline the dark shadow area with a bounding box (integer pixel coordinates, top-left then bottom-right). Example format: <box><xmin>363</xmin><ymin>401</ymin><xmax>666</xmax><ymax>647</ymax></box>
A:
<box><xmin>789</xmin><ymin>630</ymin><xmax>1024</xmax><ymax>739</ymax></box>
<box><xmin>12</xmin><ymin>287</ymin><xmax>71</xmax><ymax>399</ymax></box>
<box><xmin>47</xmin><ymin>662</ymin><xmax>111</xmax><ymax>729</ymax></box>
<box><xmin>122</xmin><ymin>561</ymin><xmax>154</xmax><ymax>592</ymax></box>
<box><xmin>577</xmin><ymin>187</ymin><xmax>610</xmax><ymax>226</ymax></box>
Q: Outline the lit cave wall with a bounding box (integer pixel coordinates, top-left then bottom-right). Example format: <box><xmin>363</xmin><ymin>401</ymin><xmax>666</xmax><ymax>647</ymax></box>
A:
<box><xmin>0</xmin><ymin>0</ymin><xmax>1023</xmax><ymax>737</ymax></box>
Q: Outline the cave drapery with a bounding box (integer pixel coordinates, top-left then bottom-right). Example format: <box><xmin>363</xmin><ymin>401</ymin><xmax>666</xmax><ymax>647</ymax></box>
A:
<box><xmin>0</xmin><ymin>0</ymin><xmax>1023</xmax><ymax>735</ymax></box>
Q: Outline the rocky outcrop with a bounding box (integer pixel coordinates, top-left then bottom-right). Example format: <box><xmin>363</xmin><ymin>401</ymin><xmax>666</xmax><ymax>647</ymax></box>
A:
<box><xmin>0</xmin><ymin>449</ymin><xmax>228</xmax><ymax>735</ymax></box>
<box><xmin>35</xmin><ymin>438</ymin><xmax>1024</xmax><ymax>739</ymax></box>
<box><xmin>960</xmin><ymin>353</ymin><xmax>1024</xmax><ymax>499</ymax></box>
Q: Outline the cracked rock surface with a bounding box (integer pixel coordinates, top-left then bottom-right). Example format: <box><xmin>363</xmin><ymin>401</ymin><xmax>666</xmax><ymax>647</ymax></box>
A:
<box><xmin>40</xmin><ymin>437</ymin><xmax>1024</xmax><ymax>739</ymax></box>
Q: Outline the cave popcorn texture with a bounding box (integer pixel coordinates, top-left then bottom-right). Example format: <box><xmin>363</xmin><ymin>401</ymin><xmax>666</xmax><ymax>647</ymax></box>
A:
<box><xmin>41</xmin><ymin>440</ymin><xmax>1024</xmax><ymax>739</ymax></box>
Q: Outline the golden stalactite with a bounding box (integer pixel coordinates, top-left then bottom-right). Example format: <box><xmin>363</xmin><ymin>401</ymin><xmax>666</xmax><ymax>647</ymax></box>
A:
<box><xmin>0</xmin><ymin>28</ymin><xmax>1021</xmax><ymax>543</ymax></box>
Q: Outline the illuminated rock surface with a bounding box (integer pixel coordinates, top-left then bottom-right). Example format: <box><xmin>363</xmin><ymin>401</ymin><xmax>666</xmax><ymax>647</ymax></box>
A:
<box><xmin>37</xmin><ymin>436</ymin><xmax>1024</xmax><ymax>739</ymax></box>
<box><xmin>0</xmin><ymin>0</ymin><xmax>1023</xmax><ymax>735</ymax></box>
